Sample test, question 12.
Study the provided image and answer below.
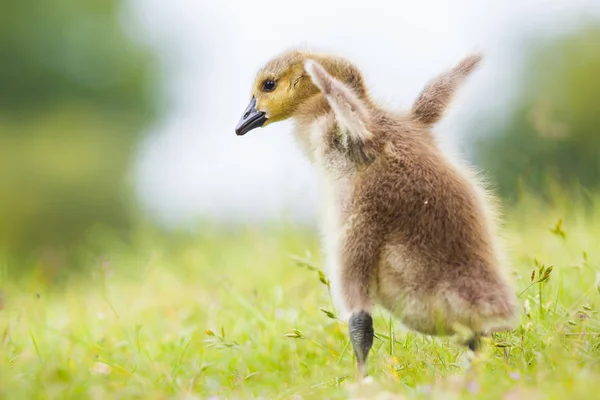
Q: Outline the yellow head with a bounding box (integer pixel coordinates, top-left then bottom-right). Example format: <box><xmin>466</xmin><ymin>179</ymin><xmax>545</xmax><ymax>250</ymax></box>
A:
<box><xmin>235</xmin><ymin>49</ymin><xmax>366</xmax><ymax>136</ymax></box>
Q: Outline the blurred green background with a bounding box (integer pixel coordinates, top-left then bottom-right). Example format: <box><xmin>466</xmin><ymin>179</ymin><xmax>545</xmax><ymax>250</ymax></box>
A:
<box><xmin>474</xmin><ymin>24</ymin><xmax>600</xmax><ymax>201</ymax></box>
<box><xmin>2</xmin><ymin>2</ymin><xmax>600</xmax><ymax>398</ymax></box>
<box><xmin>0</xmin><ymin>0</ymin><xmax>158</xmax><ymax>276</ymax></box>
<box><xmin>1</xmin><ymin>0</ymin><xmax>600</xmax><ymax>278</ymax></box>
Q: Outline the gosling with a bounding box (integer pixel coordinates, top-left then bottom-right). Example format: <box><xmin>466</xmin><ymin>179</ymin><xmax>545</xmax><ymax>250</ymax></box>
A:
<box><xmin>235</xmin><ymin>49</ymin><xmax>518</xmax><ymax>379</ymax></box>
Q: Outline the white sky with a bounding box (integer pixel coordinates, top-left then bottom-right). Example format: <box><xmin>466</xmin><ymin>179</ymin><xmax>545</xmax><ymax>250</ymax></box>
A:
<box><xmin>128</xmin><ymin>0</ymin><xmax>600</xmax><ymax>228</ymax></box>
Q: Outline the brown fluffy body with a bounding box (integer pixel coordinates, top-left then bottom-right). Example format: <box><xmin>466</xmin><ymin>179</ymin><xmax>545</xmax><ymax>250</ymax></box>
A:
<box><xmin>245</xmin><ymin>48</ymin><xmax>518</xmax><ymax>342</ymax></box>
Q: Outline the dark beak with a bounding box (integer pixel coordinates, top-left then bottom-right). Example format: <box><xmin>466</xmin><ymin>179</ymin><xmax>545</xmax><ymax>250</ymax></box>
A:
<box><xmin>235</xmin><ymin>97</ymin><xmax>267</xmax><ymax>136</ymax></box>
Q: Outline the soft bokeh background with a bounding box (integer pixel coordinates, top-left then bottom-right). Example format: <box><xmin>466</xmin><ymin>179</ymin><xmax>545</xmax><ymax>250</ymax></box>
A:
<box><xmin>2</xmin><ymin>0</ymin><xmax>600</xmax><ymax>274</ymax></box>
<box><xmin>4</xmin><ymin>2</ymin><xmax>600</xmax><ymax>398</ymax></box>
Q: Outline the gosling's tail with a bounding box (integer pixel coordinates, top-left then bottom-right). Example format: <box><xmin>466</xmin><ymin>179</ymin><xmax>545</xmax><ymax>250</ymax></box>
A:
<box><xmin>411</xmin><ymin>53</ymin><xmax>482</xmax><ymax>126</ymax></box>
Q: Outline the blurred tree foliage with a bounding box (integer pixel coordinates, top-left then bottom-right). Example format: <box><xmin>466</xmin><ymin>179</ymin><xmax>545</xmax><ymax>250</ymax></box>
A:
<box><xmin>0</xmin><ymin>0</ymin><xmax>158</xmax><ymax>273</ymax></box>
<box><xmin>475</xmin><ymin>24</ymin><xmax>600</xmax><ymax>201</ymax></box>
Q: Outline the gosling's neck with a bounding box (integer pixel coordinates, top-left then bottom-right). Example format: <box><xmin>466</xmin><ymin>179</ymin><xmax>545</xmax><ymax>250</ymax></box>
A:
<box><xmin>289</xmin><ymin>94</ymin><xmax>329</xmax><ymax>161</ymax></box>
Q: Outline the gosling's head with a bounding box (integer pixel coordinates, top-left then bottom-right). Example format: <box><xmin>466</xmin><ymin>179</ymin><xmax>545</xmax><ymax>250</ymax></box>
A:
<box><xmin>235</xmin><ymin>49</ymin><xmax>366</xmax><ymax>136</ymax></box>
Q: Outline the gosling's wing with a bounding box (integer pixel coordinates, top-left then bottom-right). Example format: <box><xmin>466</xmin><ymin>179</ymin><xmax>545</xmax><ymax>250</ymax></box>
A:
<box><xmin>411</xmin><ymin>53</ymin><xmax>482</xmax><ymax>126</ymax></box>
<box><xmin>304</xmin><ymin>59</ymin><xmax>373</xmax><ymax>145</ymax></box>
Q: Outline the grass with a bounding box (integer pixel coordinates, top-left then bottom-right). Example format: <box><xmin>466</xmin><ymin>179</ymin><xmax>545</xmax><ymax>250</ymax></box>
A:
<box><xmin>1</xmin><ymin>199</ymin><xmax>600</xmax><ymax>399</ymax></box>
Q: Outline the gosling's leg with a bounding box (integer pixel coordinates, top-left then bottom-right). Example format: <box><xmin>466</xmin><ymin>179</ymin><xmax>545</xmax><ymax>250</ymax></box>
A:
<box><xmin>460</xmin><ymin>334</ymin><xmax>482</xmax><ymax>371</ymax></box>
<box><xmin>337</xmin><ymin>208</ymin><xmax>382</xmax><ymax>380</ymax></box>
<box><xmin>465</xmin><ymin>335</ymin><xmax>481</xmax><ymax>352</ymax></box>
<box><xmin>349</xmin><ymin>311</ymin><xmax>374</xmax><ymax>379</ymax></box>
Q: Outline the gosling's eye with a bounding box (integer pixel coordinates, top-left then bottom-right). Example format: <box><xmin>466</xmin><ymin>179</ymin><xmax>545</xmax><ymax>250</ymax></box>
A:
<box><xmin>262</xmin><ymin>80</ymin><xmax>276</xmax><ymax>92</ymax></box>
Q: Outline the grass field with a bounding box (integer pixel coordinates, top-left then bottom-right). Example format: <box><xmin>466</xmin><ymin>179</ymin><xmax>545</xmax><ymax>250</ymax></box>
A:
<box><xmin>2</xmin><ymin>197</ymin><xmax>600</xmax><ymax>399</ymax></box>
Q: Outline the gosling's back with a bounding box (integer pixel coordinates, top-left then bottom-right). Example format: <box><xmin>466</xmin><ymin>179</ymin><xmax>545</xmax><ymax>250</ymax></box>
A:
<box><xmin>352</xmin><ymin>112</ymin><xmax>517</xmax><ymax>334</ymax></box>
